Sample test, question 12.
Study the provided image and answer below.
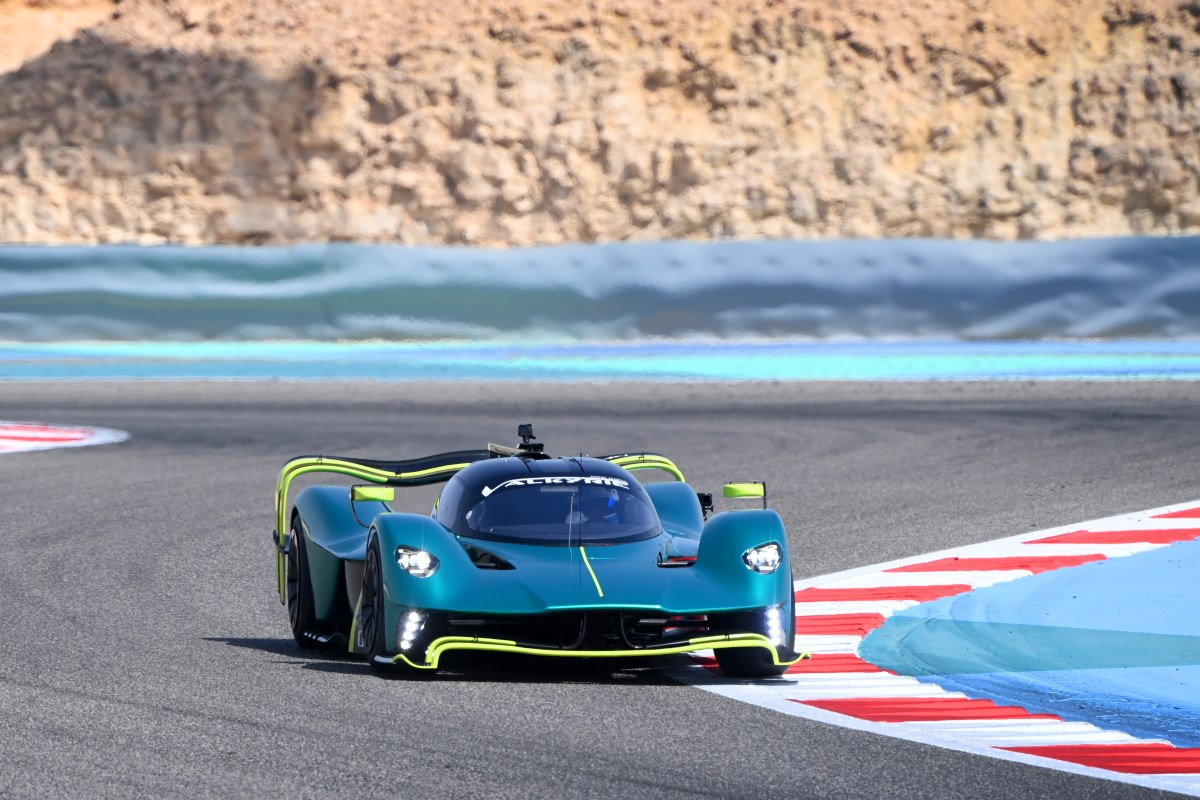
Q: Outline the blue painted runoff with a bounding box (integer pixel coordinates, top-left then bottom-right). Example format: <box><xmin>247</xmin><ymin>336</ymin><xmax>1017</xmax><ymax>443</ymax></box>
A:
<box><xmin>4</xmin><ymin>340</ymin><xmax>1200</xmax><ymax>381</ymax></box>
<box><xmin>860</xmin><ymin>538</ymin><xmax>1200</xmax><ymax>747</ymax></box>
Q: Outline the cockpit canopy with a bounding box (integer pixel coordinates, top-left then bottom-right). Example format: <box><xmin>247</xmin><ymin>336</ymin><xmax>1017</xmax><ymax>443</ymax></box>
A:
<box><xmin>437</xmin><ymin>459</ymin><xmax>663</xmax><ymax>545</ymax></box>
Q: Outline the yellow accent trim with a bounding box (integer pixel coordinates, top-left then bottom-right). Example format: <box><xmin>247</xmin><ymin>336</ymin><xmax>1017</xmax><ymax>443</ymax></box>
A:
<box><xmin>275</xmin><ymin>452</ymin><xmax>684</xmax><ymax>601</ymax></box>
<box><xmin>724</xmin><ymin>482</ymin><xmax>765</xmax><ymax>498</ymax></box>
<box><xmin>580</xmin><ymin>547</ymin><xmax>604</xmax><ymax>598</ymax></box>
<box><xmin>392</xmin><ymin>633</ymin><xmax>802</xmax><ymax>671</ymax></box>
<box><xmin>607</xmin><ymin>455</ymin><xmax>685</xmax><ymax>482</ymax></box>
<box><xmin>353</xmin><ymin>485</ymin><xmax>396</xmax><ymax>503</ymax></box>
<box><xmin>273</xmin><ymin>457</ymin><xmax>472</xmax><ymax>603</ymax></box>
<box><xmin>348</xmin><ymin>590</ymin><xmax>364</xmax><ymax>654</ymax></box>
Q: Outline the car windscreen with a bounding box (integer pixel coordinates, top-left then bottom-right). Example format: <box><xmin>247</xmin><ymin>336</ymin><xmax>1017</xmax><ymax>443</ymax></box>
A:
<box><xmin>459</xmin><ymin>476</ymin><xmax>662</xmax><ymax>545</ymax></box>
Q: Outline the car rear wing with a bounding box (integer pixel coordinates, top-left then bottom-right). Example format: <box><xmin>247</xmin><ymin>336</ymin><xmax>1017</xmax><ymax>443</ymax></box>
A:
<box><xmin>600</xmin><ymin>452</ymin><xmax>686</xmax><ymax>482</ymax></box>
<box><xmin>272</xmin><ymin>450</ymin><xmax>491</xmax><ymax>602</ymax></box>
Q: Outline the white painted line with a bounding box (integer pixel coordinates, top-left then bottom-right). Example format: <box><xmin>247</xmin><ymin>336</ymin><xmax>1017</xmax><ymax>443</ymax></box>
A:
<box><xmin>1009</xmin><ymin>542</ymin><xmax>1163</xmax><ymax>557</ymax></box>
<box><xmin>681</xmin><ymin>663</ymin><xmax>1200</xmax><ymax>797</ymax></box>
<box><xmin>898</xmin><ymin>720</ymin><xmax>1156</xmax><ymax>746</ymax></box>
<box><xmin>1096</xmin><ymin>520</ymin><xmax>1200</xmax><ymax>530</ymax></box>
<box><xmin>817</xmin><ymin>570</ymin><xmax>1032</xmax><ymax>589</ymax></box>
<box><xmin>1155</xmin><ymin>777</ymin><xmax>1200</xmax><ymax>794</ymax></box>
<box><xmin>785</xmin><ymin>675</ymin><xmax>958</xmax><ymax>700</ymax></box>
<box><xmin>678</xmin><ymin>495</ymin><xmax>1200</xmax><ymax>797</ymax></box>
<box><xmin>794</xmin><ymin>600</ymin><xmax>920</xmax><ymax>616</ymax></box>
<box><xmin>0</xmin><ymin>421</ymin><xmax>128</xmax><ymax>454</ymax></box>
<box><xmin>792</xmin><ymin>635</ymin><xmax>864</xmax><ymax>654</ymax></box>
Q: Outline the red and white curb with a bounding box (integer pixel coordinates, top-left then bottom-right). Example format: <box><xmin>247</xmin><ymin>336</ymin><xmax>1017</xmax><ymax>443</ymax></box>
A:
<box><xmin>678</xmin><ymin>500</ymin><xmax>1200</xmax><ymax>796</ymax></box>
<box><xmin>0</xmin><ymin>421</ymin><xmax>128</xmax><ymax>454</ymax></box>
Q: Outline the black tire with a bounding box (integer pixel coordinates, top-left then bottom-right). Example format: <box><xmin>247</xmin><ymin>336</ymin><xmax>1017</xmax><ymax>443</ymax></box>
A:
<box><xmin>360</xmin><ymin>544</ymin><xmax>391</xmax><ymax>671</ymax></box>
<box><xmin>286</xmin><ymin>517</ymin><xmax>323</xmax><ymax>649</ymax></box>
<box><xmin>715</xmin><ymin>595</ymin><xmax>796</xmax><ymax>679</ymax></box>
<box><xmin>359</xmin><ymin>541</ymin><xmax>427</xmax><ymax>678</ymax></box>
<box><xmin>715</xmin><ymin>645</ymin><xmax>788</xmax><ymax>678</ymax></box>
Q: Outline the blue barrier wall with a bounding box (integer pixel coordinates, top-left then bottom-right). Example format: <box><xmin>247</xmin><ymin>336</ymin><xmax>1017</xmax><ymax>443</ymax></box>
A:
<box><xmin>1</xmin><ymin>237</ymin><xmax>1198</xmax><ymax>341</ymax></box>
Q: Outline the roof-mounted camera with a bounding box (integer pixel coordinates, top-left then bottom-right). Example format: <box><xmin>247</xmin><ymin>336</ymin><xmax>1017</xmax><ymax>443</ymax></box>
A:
<box><xmin>517</xmin><ymin>423</ymin><xmax>546</xmax><ymax>456</ymax></box>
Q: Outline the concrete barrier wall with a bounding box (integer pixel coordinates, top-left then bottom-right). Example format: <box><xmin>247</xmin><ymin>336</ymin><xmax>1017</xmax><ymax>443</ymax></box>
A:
<box><xmin>1</xmin><ymin>237</ymin><xmax>1198</xmax><ymax>341</ymax></box>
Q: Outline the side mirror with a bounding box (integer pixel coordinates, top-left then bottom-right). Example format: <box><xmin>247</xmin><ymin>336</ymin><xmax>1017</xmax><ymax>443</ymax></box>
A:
<box><xmin>723</xmin><ymin>482</ymin><xmax>767</xmax><ymax>509</ymax></box>
<box><xmin>352</xmin><ymin>485</ymin><xmax>395</xmax><ymax>503</ymax></box>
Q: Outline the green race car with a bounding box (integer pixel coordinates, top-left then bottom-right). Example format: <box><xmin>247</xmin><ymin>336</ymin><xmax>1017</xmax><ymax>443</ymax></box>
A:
<box><xmin>272</xmin><ymin>425</ymin><xmax>801</xmax><ymax>678</ymax></box>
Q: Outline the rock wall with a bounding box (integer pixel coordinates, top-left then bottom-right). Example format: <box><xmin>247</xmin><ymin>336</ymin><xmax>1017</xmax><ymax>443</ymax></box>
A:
<box><xmin>0</xmin><ymin>0</ymin><xmax>1198</xmax><ymax>245</ymax></box>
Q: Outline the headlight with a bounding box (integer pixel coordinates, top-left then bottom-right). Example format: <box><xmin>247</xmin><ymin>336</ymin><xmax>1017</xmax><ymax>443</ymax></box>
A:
<box><xmin>398</xmin><ymin>610</ymin><xmax>426</xmax><ymax>650</ymax></box>
<box><xmin>396</xmin><ymin>547</ymin><xmax>440</xmax><ymax>578</ymax></box>
<box><xmin>742</xmin><ymin>542</ymin><xmax>782</xmax><ymax>574</ymax></box>
<box><xmin>765</xmin><ymin>605</ymin><xmax>787</xmax><ymax>646</ymax></box>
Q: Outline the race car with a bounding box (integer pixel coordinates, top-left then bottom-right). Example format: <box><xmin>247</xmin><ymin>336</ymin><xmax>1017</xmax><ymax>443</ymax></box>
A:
<box><xmin>272</xmin><ymin>425</ymin><xmax>801</xmax><ymax>678</ymax></box>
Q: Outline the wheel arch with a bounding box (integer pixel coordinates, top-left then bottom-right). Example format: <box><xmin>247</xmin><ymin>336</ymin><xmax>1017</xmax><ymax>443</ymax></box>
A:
<box><xmin>696</xmin><ymin>509</ymin><xmax>793</xmax><ymax>607</ymax></box>
<box><xmin>292</xmin><ymin>485</ymin><xmax>387</xmax><ymax>624</ymax></box>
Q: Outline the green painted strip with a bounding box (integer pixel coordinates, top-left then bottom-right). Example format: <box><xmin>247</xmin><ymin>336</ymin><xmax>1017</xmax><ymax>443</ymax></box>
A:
<box><xmin>580</xmin><ymin>547</ymin><xmax>604</xmax><ymax>598</ymax></box>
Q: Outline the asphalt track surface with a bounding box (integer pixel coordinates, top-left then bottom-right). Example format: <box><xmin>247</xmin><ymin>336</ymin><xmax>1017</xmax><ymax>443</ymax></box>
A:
<box><xmin>3</xmin><ymin>380</ymin><xmax>1199</xmax><ymax>800</ymax></box>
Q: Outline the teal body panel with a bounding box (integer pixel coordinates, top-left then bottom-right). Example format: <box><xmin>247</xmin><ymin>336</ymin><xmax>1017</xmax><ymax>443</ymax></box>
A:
<box><xmin>304</xmin><ymin>539</ymin><xmax>342</xmax><ymax>619</ymax></box>
<box><xmin>371</xmin><ymin>507</ymin><xmax>790</xmax><ymax>619</ymax></box>
<box><xmin>294</xmin><ymin>485</ymin><xmax>389</xmax><ymax>620</ymax></box>
<box><xmin>695</xmin><ymin>509</ymin><xmax>792</xmax><ymax>605</ymax></box>
<box><xmin>643</xmin><ymin>482</ymin><xmax>704</xmax><ymax>538</ymax></box>
<box><xmin>294</xmin><ymin>479</ymin><xmax>791</xmax><ymax>650</ymax></box>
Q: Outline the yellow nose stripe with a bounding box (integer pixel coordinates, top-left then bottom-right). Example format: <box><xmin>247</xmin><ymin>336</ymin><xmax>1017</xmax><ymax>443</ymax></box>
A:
<box><xmin>580</xmin><ymin>547</ymin><xmax>604</xmax><ymax>598</ymax></box>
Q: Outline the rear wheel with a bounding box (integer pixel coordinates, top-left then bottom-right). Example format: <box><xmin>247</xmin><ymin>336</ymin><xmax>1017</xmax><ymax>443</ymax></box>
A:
<box><xmin>286</xmin><ymin>518</ymin><xmax>323</xmax><ymax>649</ymax></box>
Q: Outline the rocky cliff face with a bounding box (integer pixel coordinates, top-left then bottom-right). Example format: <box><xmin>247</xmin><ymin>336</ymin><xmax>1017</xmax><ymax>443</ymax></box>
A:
<box><xmin>1</xmin><ymin>0</ymin><xmax>1198</xmax><ymax>245</ymax></box>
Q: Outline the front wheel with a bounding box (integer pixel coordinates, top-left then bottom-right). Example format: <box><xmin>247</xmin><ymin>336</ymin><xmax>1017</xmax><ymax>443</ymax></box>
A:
<box><xmin>715</xmin><ymin>597</ymin><xmax>795</xmax><ymax>678</ymax></box>
<box><xmin>715</xmin><ymin>646</ymin><xmax>789</xmax><ymax>678</ymax></box>
<box><xmin>358</xmin><ymin>542</ymin><xmax>426</xmax><ymax>677</ymax></box>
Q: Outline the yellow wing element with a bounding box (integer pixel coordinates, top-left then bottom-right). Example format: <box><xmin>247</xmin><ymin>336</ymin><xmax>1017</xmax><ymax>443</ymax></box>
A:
<box><xmin>273</xmin><ymin>456</ymin><xmax>476</xmax><ymax>603</ymax></box>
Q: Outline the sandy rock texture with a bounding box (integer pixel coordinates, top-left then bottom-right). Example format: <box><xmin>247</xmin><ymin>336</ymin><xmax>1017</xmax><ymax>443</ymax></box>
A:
<box><xmin>0</xmin><ymin>0</ymin><xmax>1198</xmax><ymax>245</ymax></box>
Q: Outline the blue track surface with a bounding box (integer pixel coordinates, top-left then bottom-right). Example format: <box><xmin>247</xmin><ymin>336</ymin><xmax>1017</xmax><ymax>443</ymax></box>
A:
<box><xmin>4</xmin><ymin>340</ymin><xmax>1200</xmax><ymax>381</ymax></box>
<box><xmin>860</xmin><ymin>539</ymin><xmax>1200</xmax><ymax>747</ymax></box>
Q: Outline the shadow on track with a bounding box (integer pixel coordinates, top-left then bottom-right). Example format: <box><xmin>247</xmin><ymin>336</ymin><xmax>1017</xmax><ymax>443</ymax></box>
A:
<box><xmin>206</xmin><ymin>636</ymin><xmax>683</xmax><ymax>685</ymax></box>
